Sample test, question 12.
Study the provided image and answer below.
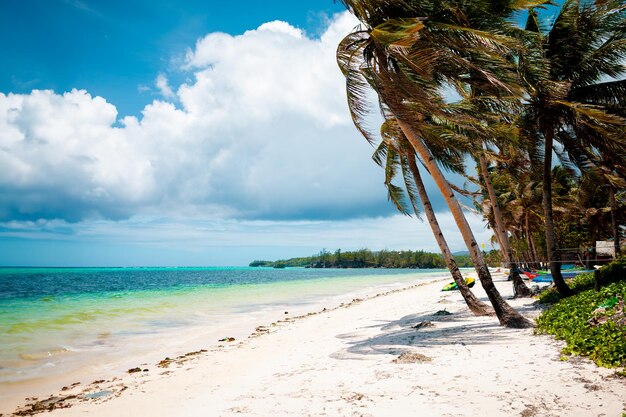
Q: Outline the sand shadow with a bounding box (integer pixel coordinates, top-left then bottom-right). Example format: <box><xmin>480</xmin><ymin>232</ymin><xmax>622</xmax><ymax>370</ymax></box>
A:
<box><xmin>331</xmin><ymin>308</ymin><xmax>518</xmax><ymax>360</ymax></box>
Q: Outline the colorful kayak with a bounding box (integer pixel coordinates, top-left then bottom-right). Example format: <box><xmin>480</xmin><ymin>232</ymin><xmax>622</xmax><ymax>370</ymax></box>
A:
<box><xmin>531</xmin><ymin>274</ymin><xmax>553</xmax><ymax>283</ymax></box>
<box><xmin>442</xmin><ymin>277</ymin><xmax>476</xmax><ymax>291</ymax></box>
<box><xmin>522</xmin><ymin>271</ymin><xmax>538</xmax><ymax>279</ymax></box>
<box><xmin>529</xmin><ymin>270</ymin><xmax>595</xmax><ymax>283</ymax></box>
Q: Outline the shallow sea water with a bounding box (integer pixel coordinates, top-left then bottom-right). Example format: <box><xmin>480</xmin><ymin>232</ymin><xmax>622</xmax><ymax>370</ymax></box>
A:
<box><xmin>0</xmin><ymin>267</ymin><xmax>452</xmax><ymax>386</ymax></box>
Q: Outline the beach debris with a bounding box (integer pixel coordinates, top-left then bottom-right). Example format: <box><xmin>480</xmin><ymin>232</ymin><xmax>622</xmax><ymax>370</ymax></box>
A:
<box><xmin>341</xmin><ymin>392</ymin><xmax>366</xmax><ymax>402</ymax></box>
<box><xmin>284</xmin><ymin>311</ymin><xmax>288</xmax><ymax>314</ymax></box>
<box><xmin>411</xmin><ymin>321</ymin><xmax>434</xmax><ymax>330</ymax></box>
<box><xmin>91</xmin><ymin>379</ymin><xmax>106</xmax><ymax>385</ymax></box>
<box><xmin>611</xmin><ymin>369</ymin><xmax>626</xmax><ymax>379</ymax></box>
<box><xmin>218</xmin><ymin>337</ymin><xmax>236</xmax><ymax>342</ymax></box>
<box><xmin>583</xmin><ymin>383</ymin><xmax>600</xmax><ymax>392</ymax></box>
<box><xmin>393</xmin><ymin>352</ymin><xmax>432</xmax><ymax>364</ymax></box>
<box><xmin>433</xmin><ymin>309</ymin><xmax>452</xmax><ymax>316</ymax></box>
<box><xmin>587</xmin><ymin>295</ymin><xmax>625</xmax><ymax>327</ymax></box>
<box><xmin>157</xmin><ymin>357</ymin><xmax>174</xmax><ymax>368</ymax></box>
<box><xmin>154</xmin><ymin>349</ymin><xmax>209</xmax><ymax>370</ymax></box>
<box><xmin>181</xmin><ymin>349</ymin><xmax>207</xmax><ymax>357</ymax></box>
<box><xmin>83</xmin><ymin>390</ymin><xmax>114</xmax><ymax>400</ymax></box>
<box><xmin>13</xmin><ymin>395</ymin><xmax>77</xmax><ymax>415</ymax></box>
<box><xmin>520</xmin><ymin>405</ymin><xmax>538</xmax><ymax>417</ymax></box>
<box><xmin>127</xmin><ymin>367</ymin><xmax>142</xmax><ymax>374</ymax></box>
<box><xmin>249</xmin><ymin>326</ymin><xmax>270</xmax><ymax>339</ymax></box>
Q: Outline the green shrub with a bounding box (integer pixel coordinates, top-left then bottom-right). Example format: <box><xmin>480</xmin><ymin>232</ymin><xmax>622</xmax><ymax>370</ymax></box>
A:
<box><xmin>537</xmin><ymin>287</ymin><xmax>562</xmax><ymax>304</ymax></box>
<box><xmin>599</xmin><ymin>257</ymin><xmax>626</xmax><ymax>284</ymax></box>
<box><xmin>537</xmin><ymin>272</ymin><xmax>595</xmax><ymax>304</ymax></box>
<box><xmin>535</xmin><ymin>280</ymin><xmax>626</xmax><ymax>368</ymax></box>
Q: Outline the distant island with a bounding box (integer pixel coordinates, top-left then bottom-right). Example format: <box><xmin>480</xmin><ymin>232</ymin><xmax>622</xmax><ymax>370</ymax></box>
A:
<box><xmin>249</xmin><ymin>249</ymin><xmax>484</xmax><ymax>269</ymax></box>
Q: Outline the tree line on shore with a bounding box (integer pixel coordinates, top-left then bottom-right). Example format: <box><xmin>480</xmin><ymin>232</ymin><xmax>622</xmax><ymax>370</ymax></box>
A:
<box><xmin>249</xmin><ymin>248</ymin><xmax>478</xmax><ymax>269</ymax></box>
<box><xmin>334</xmin><ymin>0</ymin><xmax>625</xmax><ymax>327</ymax></box>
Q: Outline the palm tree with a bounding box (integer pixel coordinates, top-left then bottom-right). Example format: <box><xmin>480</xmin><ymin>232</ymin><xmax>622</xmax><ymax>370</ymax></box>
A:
<box><xmin>519</xmin><ymin>1</ymin><xmax>626</xmax><ymax>296</ymax></box>
<box><xmin>489</xmin><ymin>157</ymin><xmax>545</xmax><ymax>269</ymax></box>
<box><xmin>478</xmin><ymin>152</ymin><xmax>533</xmax><ymax>297</ymax></box>
<box><xmin>337</xmin><ymin>0</ymin><xmax>533</xmax><ymax>328</ymax></box>
<box><xmin>376</xmin><ymin>118</ymin><xmax>494</xmax><ymax>316</ymax></box>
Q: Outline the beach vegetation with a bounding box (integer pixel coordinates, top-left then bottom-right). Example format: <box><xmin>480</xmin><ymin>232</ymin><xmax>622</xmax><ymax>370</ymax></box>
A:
<box><xmin>535</xmin><ymin>273</ymin><xmax>626</xmax><ymax>367</ymax></box>
<box><xmin>517</xmin><ymin>0</ymin><xmax>626</xmax><ymax>297</ymax></box>
<box><xmin>249</xmin><ymin>248</ymin><xmax>476</xmax><ymax>269</ymax></box>
<box><xmin>538</xmin><ymin>258</ymin><xmax>626</xmax><ymax>304</ymax></box>
<box><xmin>485</xmin><ymin>160</ymin><xmax>625</xmax><ymax>273</ymax></box>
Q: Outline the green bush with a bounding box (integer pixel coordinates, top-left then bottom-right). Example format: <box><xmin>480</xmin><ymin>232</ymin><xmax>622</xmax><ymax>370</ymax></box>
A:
<box><xmin>535</xmin><ymin>280</ymin><xmax>626</xmax><ymax>368</ymax></box>
<box><xmin>599</xmin><ymin>257</ymin><xmax>626</xmax><ymax>284</ymax></box>
<box><xmin>537</xmin><ymin>272</ymin><xmax>594</xmax><ymax>304</ymax></box>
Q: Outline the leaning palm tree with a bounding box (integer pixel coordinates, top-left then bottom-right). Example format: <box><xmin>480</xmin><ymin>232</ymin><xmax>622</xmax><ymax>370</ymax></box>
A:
<box><xmin>476</xmin><ymin>143</ymin><xmax>532</xmax><ymax>297</ymax></box>
<box><xmin>429</xmin><ymin>98</ymin><xmax>533</xmax><ymax>297</ymax></box>
<box><xmin>376</xmin><ymin>118</ymin><xmax>493</xmax><ymax>316</ymax></box>
<box><xmin>519</xmin><ymin>1</ymin><xmax>626</xmax><ymax>296</ymax></box>
<box><xmin>337</xmin><ymin>0</ymin><xmax>533</xmax><ymax>327</ymax></box>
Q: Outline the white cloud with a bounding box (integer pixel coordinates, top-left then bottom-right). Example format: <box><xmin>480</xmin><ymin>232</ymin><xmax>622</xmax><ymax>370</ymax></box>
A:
<box><xmin>0</xmin><ymin>11</ymin><xmax>464</xmax><ymax>233</ymax></box>
<box><xmin>256</xmin><ymin>20</ymin><xmax>304</xmax><ymax>38</ymax></box>
<box><xmin>1</xmin><ymin>12</ymin><xmax>401</xmax><ymax>222</ymax></box>
<box><xmin>155</xmin><ymin>74</ymin><xmax>175</xmax><ymax>98</ymax></box>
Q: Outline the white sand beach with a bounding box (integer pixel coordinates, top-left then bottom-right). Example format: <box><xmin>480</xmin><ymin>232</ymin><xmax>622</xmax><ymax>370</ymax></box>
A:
<box><xmin>5</xmin><ymin>273</ymin><xmax>625</xmax><ymax>417</ymax></box>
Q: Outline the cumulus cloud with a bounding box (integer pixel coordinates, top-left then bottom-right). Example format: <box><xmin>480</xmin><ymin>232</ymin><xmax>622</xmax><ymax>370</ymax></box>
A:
<box><xmin>0</xmin><ymin>12</ymin><xmax>458</xmax><ymax>226</ymax></box>
<box><xmin>155</xmin><ymin>74</ymin><xmax>175</xmax><ymax>98</ymax></box>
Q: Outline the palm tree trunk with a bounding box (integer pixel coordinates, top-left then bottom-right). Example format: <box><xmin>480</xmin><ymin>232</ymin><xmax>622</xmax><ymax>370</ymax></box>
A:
<box><xmin>587</xmin><ymin>222</ymin><xmax>598</xmax><ymax>270</ymax></box>
<box><xmin>525</xmin><ymin>211</ymin><xmax>539</xmax><ymax>269</ymax></box>
<box><xmin>397</xmin><ymin>119</ymin><xmax>532</xmax><ymax>328</ymax></box>
<box><xmin>609</xmin><ymin>186</ymin><xmax>621</xmax><ymax>258</ymax></box>
<box><xmin>487</xmin><ymin>207</ymin><xmax>505</xmax><ymax>258</ymax></box>
<box><xmin>542</xmin><ymin>130</ymin><xmax>572</xmax><ymax>296</ymax></box>
<box><xmin>406</xmin><ymin>153</ymin><xmax>493</xmax><ymax>316</ymax></box>
<box><xmin>478</xmin><ymin>155</ymin><xmax>532</xmax><ymax>297</ymax></box>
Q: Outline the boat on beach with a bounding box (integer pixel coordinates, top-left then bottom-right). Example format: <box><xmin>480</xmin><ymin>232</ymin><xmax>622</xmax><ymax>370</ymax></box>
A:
<box><xmin>441</xmin><ymin>277</ymin><xmax>475</xmax><ymax>291</ymax></box>
<box><xmin>526</xmin><ymin>269</ymin><xmax>595</xmax><ymax>283</ymax></box>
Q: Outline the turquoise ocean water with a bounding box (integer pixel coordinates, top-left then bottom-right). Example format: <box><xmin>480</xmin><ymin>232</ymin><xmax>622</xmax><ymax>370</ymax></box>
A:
<box><xmin>0</xmin><ymin>267</ymin><xmax>451</xmax><ymax>388</ymax></box>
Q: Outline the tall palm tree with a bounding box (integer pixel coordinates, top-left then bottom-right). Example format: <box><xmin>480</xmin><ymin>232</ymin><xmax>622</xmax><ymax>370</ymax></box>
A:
<box><xmin>337</xmin><ymin>0</ymin><xmax>533</xmax><ymax>328</ymax></box>
<box><xmin>489</xmin><ymin>158</ymin><xmax>545</xmax><ymax>269</ymax></box>
<box><xmin>376</xmin><ymin>118</ymin><xmax>494</xmax><ymax>316</ymax></box>
<box><xmin>519</xmin><ymin>1</ymin><xmax>626</xmax><ymax>296</ymax></box>
<box><xmin>478</xmin><ymin>152</ymin><xmax>533</xmax><ymax>297</ymax></box>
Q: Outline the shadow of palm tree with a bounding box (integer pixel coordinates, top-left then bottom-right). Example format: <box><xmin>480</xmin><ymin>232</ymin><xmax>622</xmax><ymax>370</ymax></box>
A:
<box><xmin>331</xmin><ymin>307</ymin><xmax>527</xmax><ymax>360</ymax></box>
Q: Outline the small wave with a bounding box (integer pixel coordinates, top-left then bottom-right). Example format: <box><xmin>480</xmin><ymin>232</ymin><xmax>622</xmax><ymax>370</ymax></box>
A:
<box><xmin>19</xmin><ymin>347</ymin><xmax>70</xmax><ymax>362</ymax></box>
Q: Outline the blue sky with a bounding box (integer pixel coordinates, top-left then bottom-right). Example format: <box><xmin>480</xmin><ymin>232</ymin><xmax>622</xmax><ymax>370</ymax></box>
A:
<box><xmin>0</xmin><ymin>1</ymin><xmax>499</xmax><ymax>266</ymax></box>
<box><xmin>1</xmin><ymin>0</ymin><xmax>345</xmax><ymax>117</ymax></box>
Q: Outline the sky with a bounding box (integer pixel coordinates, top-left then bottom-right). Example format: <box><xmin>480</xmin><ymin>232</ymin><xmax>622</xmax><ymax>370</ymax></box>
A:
<box><xmin>0</xmin><ymin>0</ymin><xmax>497</xmax><ymax>266</ymax></box>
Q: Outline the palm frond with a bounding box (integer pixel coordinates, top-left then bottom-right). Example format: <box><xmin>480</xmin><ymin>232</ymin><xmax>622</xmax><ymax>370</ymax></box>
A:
<box><xmin>337</xmin><ymin>31</ymin><xmax>380</xmax><ymax>145</ymax></box>
<box><xmin>570</xmin><ymin>79</ymin><xmax>626</xmax><ymax>116</ymax></box>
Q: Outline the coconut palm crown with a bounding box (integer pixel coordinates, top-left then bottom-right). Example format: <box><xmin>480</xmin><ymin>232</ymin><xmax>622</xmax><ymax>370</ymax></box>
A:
<box><xmin>337</xmin><ymin>0</ymin><xmax>538</xmax><ymax>327</ymax></box>
<box><xmin>519</xmin><ymin>0</ymin><xmax>626</xmax><ymax>295</ymax></box>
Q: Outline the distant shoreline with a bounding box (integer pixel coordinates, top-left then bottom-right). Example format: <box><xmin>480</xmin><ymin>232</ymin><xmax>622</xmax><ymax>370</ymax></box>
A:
<box><xmin>250</xmin><ymin>248</ymin><xmax>476</xmax><ymax>269</ymax></box>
